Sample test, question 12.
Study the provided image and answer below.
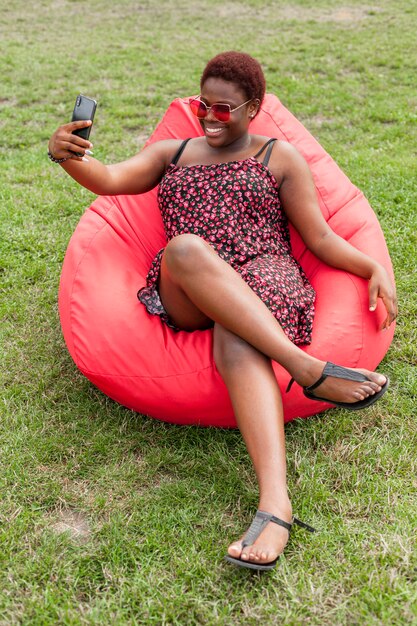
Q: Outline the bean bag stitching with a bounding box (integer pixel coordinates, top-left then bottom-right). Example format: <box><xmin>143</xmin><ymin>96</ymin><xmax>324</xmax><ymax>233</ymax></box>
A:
<box><xmin>331</xmin><ymin>188</ymin><xmax>367</xmax><ymax>219</ymax></box>
<box><xmin>110</xmin><ymin>195</ymin><xmax>166</xmax><ymax>259</ymax></box>
<box><xmin>78</xmin><ymin>365</ymin><xmax>216</xmax><ymax>380</ymax></box>
<box><xmin>349</xmin><ymin>271</ymin><xmax>366</xmax><ymax>366</ymax></box>
<box><xmin>88</xmin><ymin>201</ymin><xmax>145</xmax><ymax>255</ymax></box>
<box><xmin>69</xmin><ymin>215</ymin><xmax>113</xmax><ymax>371</ymax></box>
<box><xmin>89</xmin><ymin>197</ymin><xmax>114</xmax><ymax>217</ymax></box>
<box><xmin>339</xmin><ymin>271</ymin><xmax>365</xmax><ymax>367</ymax></box>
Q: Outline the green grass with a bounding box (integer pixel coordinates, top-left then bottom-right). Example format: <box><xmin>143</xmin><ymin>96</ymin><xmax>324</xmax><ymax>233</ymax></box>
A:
<box><xmin>1</xmin><ymin>0</ymin><xmax>416</xmax><ymax>623</ymax></box>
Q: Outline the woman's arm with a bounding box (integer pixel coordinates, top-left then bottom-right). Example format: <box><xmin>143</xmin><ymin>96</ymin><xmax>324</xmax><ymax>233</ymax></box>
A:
<box><xmin>272</xmin><ymin>142</ymin><xmax>397</xmax><ymax>329</ymax></box>
<box><xmin>48</xmin><ymin>120</ymin><xmax>180</xmax><ymax>195</ymax></box>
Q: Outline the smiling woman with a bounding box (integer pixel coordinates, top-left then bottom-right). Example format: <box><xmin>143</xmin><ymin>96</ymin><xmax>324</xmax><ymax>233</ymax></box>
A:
<box><xmin>50</xmin><ymin>51</ymin><xmax>396</xmax><ymax>572</ymax></box>
<box><xmin>189</xmin><ymin>78</ymin><xmax>259</xmax><ymax>147</ymax></box>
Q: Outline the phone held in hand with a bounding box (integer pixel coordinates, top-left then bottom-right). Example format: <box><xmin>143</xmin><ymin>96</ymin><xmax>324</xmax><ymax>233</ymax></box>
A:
<box><xmin>71</xmin><ymin>94</ymin><xmax>97</xmax><ymax>155</ymax></box>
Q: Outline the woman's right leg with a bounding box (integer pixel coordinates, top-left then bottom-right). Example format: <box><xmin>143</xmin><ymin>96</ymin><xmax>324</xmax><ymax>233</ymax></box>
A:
<box><xmin>158</xmin><ymin>234</ymin><xmax>386</xmax><ymax>404</ymax></box>
<box><xmin>213</xmin><ymin>324</ymin><xmax>292</xmax><ymax>565</ymax></box>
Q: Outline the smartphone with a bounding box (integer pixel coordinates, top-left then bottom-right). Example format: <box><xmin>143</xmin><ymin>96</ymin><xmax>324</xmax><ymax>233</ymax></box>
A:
<box><xmin>71</xmin><ymin>94</ymin><xmax>97</xmax><ymax>155</ymax></box>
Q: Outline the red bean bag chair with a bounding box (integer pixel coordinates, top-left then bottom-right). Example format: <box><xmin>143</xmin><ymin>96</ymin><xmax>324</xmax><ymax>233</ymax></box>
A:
<box><xmin>58</xmin><ymin>94</ymin><xmax>395</xmax><ymax>427</ymax></box>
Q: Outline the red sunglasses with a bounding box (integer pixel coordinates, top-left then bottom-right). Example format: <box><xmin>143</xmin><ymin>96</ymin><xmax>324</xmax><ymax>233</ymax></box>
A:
<box><xmin>189</xmin><ymin>97</ymin><xmax>252</xmax><ymax>123</ymax></box>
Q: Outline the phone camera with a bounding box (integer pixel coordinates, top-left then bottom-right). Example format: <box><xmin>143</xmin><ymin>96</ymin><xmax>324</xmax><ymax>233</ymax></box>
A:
<box><xmin>76</xmin><ymin>96</ymin><xmax>81</xmax><ymax>107</ymax></box>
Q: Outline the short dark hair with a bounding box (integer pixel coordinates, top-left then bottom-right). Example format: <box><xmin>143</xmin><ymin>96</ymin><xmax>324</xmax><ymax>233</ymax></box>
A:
<box><xmin>200</xmin><ymin>51</ymin><xmax>266</xmax><ymax>103</ymax></box>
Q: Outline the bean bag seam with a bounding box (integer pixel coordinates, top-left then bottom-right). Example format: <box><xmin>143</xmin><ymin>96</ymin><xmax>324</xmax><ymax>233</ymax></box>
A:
<box><xmin>92</xmin><ymin>196</ymin><xmax>168</xmax><ymax>262</ymax></box>
<box><xmin>343</xmin><ymin>272</ymin><xmax>365</xmax><ymax>366</ymax></box>
<box><xmin>69</xmin><ymin>213</ymin><xmax>114</xmax><ymax>371</ymax></box>
<box><xmin>78</xmin><ymin>365</ymin><xmax>215</xmax><ymax>380</ymax></box>
<box><xmin>335</xmin><ymin>189</ymin><xmax>364</xmax><ymax>215</ymax></box>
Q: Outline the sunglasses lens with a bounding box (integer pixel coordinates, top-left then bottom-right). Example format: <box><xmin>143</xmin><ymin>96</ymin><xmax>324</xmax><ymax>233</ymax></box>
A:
<box><xmin>189</xmin><ymin>99</ymin><xmax>233</xmax><ymax>122</ymax></box>
<box><xmin>189</xmin><ymin>99</ymin><xmax>207</xmax><ymax>118</ymax></box>
<box><xmin>211</xmin><ymin>104</ymin><xmax>230</xmax><ymax>122</ymax></box>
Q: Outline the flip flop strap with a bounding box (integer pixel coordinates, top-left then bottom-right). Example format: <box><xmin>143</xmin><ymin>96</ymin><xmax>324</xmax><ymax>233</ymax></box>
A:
<box><xmin>242</xmin><ymin>511</ymin><xmax>292</xmax><ymax>547</ymax></box>
<box><xmin>292</xmin><ymin>517</ymin><xmax>316</xmax><ymax>533</ymax></box>
<box><xmin>241</xmin><ymin>511</ymin><xmax>317</xmax><ymax>548</ymax></box>
<box><xmin>286</xmin><ymin>377</ymin><xmax>296</xmax><ymax>393</ymax></box>
<box><xmin>305</xmin><ymin>361</ymin><xmax>368</xmax><ymax>393</ymax></box>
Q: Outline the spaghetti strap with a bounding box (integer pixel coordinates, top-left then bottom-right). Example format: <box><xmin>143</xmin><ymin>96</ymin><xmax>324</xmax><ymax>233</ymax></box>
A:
<box><xmin>253</xmin><ymin>138</ymin><xmax>276</xmax><ymax>162</ymax></box>
<box><xmin>262</xmin><ymin>138</ymin><xmax>277</xmax><ymax>167</ymax></box>
<box><xmin>171</xmin><ymin>138</ymin><xmax>191</xmax><ymax>165</ymax></box>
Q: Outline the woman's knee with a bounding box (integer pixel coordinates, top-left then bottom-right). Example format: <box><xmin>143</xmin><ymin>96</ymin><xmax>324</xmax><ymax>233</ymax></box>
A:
<box><xmin>164</xmin><ymin>234</ymin><xmax>211</xmax><ymax>275</ymax></box>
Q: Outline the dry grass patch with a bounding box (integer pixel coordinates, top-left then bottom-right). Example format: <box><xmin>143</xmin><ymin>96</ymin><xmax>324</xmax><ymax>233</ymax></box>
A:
<box><xmin>49</xmin><ymin>508</ymin><xmax>92</xmax><ymax>544</ymax></box>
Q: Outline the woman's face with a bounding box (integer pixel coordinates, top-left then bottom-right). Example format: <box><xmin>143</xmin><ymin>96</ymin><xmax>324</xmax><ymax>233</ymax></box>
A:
<box><xmin>198</xmin><ymin>77</ymin><xmax>259</xmax><ymax>149</ymax></box>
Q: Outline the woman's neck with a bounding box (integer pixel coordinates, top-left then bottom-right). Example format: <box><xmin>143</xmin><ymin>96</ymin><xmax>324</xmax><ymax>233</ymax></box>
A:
<box><xmin>205</xmin><ymin>132</ymin><xmax>252</xmax><ymax>157</ymax></box>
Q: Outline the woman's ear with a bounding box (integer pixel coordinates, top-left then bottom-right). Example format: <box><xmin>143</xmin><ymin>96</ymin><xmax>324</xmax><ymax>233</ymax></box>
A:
<box><xmin>249</xmin><ymin>98</ymin><xmax>261</xmax><ymax>119</ymax></box>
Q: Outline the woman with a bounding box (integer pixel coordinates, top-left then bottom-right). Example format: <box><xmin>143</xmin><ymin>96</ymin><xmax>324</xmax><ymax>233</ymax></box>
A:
<box><xmin>48</xmin><ymin>52</ymin><xmax>397</xmax><ymax>571</ymax></box>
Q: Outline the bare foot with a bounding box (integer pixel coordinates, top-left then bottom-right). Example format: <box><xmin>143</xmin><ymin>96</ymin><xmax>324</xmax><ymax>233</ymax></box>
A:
<box><xmin>228</xmin><ymin>502</ymin><xmax>292</xmax><ymax>566</ymax></box>
<box><xmin>299</xmin><ymin>363</ymin><xmax>387</xmax><ymax>405</ymax></box>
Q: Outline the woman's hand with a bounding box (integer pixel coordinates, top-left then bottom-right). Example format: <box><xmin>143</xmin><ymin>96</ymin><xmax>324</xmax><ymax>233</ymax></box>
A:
<box><xmin>368</xmin><ymin>265</ymin><xmax>398</xmax><ymax>330</ymax></box>
<box><xmin>48</xmin><ymin>120</ymin><xmax>93</xmax><ymax>162</ymax></box>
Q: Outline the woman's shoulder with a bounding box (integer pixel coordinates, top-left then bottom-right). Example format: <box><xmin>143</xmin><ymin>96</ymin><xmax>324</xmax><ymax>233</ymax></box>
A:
<box><xmin>250</xmin><ymin>136</ymin><xmax>299</xmax><ymax>160</ymax></box>
<box><xmin>266</xmin><ymin>138</ymin><xmax>305</xmax><ymax>165</ymax></box>
<box><xmin>249</xmin><ymin>136</ymin><xmax>300</xmax><ymax>168</ymax></box>
<box><xmin>267</xmin><ymin>139</ymin><xmax>311</xmax><ymax>184</ymax></box>
<box><xmin>143</xmin><ymin>138</ymin><xmax>187</xmax><ymax>155</ymax></box>
<box><xmin>139</xmin><ymin>138</ymin><xmax>190</xmax><ymax>169</ymax></box>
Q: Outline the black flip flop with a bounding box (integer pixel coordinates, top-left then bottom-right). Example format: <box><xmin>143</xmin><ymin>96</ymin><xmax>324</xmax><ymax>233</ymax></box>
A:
<box><xmin>224</xmin><ymin>510</ymin><xmax>316</xmax><ymax>571</ymax></box>
<box><xmin>287</xmin><ymin>362</ymin><xmax>389</xmax><ymax>411</ymax></box>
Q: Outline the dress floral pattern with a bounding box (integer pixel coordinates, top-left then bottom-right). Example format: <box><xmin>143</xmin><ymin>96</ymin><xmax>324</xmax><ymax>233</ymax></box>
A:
<box><xmin>138</xmin><ymin>144</ymin><xmax>315</xmax><ymax>345</ymax></box>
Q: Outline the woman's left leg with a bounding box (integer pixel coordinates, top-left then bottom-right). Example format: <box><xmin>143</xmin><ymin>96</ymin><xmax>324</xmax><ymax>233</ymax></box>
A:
<box><xmin>213</xmin><ymin>324</ymin><xmax>292</xmax><ymax>565</ymax></box>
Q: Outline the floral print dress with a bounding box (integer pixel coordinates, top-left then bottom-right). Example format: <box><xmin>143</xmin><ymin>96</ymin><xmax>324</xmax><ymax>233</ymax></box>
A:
<box><xmin>138</xmin><ymin>139</ymin><xmax>315</xmax><ymax>345</ymax></box>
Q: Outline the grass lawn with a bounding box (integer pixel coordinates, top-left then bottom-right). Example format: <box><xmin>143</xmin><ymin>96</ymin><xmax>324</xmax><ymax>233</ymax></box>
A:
<box><xmin>1</xmin><ymin>0</ymin><xmax>416</xmax><ymax>624</ymax></box>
